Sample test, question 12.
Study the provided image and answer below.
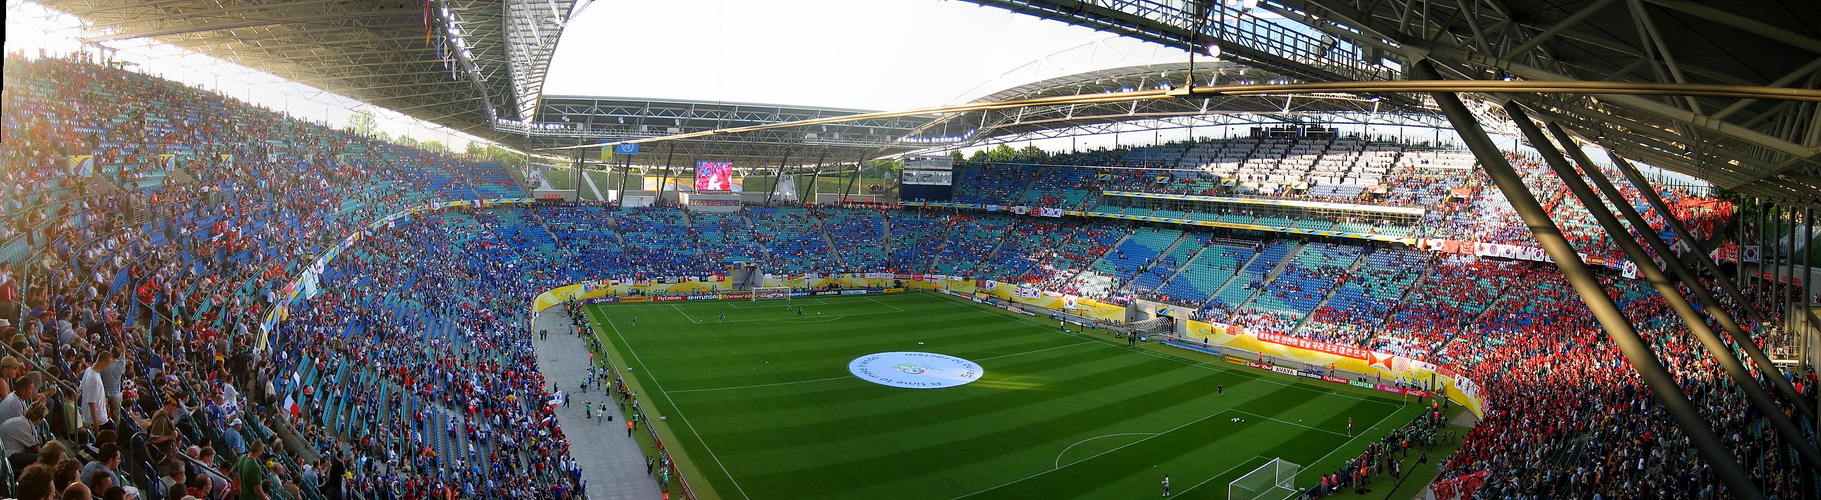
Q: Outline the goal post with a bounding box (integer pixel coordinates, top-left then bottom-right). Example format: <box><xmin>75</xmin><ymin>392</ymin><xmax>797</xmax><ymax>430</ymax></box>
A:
<box><xmin>1229</xmin><ymin>458</ymin><xmax>1301</xmax><ymax>500</ymax></box>
<box><xmin>752</xmin><ymin>286</ymin><xmax>794</xmax><ymax>301</ymax></box>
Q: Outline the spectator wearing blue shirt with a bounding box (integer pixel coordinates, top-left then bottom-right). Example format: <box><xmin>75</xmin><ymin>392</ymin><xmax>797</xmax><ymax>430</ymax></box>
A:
<box><xmin>222</xmin><ymin>418</ymin><xmax>247</xmax><ymax>455</ymax></box>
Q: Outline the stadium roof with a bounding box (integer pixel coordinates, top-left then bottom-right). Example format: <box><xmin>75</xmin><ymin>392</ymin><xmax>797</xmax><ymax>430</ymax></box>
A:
<box><xmin>513</xmin><ymin>96</ymin><xmax>939</xmax><ymax>167</ymax></box>
<box><xmin>961</xmin><ymin>0</ymin><xmax>1821</xmax><ymax>200</ymax></box>
<box><xmin>43</xmin><ymin>0</ymin><xmax>577</xmax><ymax>142</ymax></box>
<box><xmin>905</xmin><ymin>61</ymin><xmax>1451</xmax><ymax>149</ymax></box>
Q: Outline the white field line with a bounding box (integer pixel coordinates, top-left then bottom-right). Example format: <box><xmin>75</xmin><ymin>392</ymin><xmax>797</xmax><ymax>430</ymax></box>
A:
<box><xmin>668</xmin><ymin>375</ymin><xmax>853</xmax><ymax>394</ymax></box>
<box><xmin>592</xmin><ymin>307</ymin><xmax>754</xmax><ymax>500</ymax></box>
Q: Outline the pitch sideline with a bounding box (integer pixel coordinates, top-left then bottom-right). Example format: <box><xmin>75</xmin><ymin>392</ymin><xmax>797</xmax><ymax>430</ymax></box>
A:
<box><xmin>588</xmin><ymin>305</ymin><xmax>754</xmax><ymax>500</ymax></box>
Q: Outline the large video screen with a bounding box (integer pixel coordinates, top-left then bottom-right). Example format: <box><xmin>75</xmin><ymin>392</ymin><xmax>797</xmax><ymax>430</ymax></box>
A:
<box><xmin>695</xmin><ymin>161</ymin><xmax>733</xmax><ymax>191</ymax></box>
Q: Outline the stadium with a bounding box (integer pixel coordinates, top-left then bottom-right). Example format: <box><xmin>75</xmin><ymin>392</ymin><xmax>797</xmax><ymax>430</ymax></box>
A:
<box><xmin>3</xmin><ymin>0</ymin><xmax>1821</xmax><ymax>499</ymax></box>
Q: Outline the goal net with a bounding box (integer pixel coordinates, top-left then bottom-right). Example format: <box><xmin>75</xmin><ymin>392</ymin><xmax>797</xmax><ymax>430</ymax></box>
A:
<box><xmin>752</xmin><ymin>286</ymin><xmax>794</xmax><ymax>301</ymax></box>
<box><xmin>1229</xmin><ymin>458</ymin><xmax>1301</xmax><ymax>500</ymax></box>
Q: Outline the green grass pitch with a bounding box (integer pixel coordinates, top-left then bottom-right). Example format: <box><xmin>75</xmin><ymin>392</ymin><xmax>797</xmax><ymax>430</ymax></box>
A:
<box><xmin>584</xmin><ymin>292</ymin><xmax>1428</xmax><ymax>500</ymax></box>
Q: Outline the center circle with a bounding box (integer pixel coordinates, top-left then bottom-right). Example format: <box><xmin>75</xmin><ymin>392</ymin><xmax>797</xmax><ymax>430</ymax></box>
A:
<box><xmin>848</xmin><ymin>352</ymin><xmax>984</xmax><ymax>389</ymax></box>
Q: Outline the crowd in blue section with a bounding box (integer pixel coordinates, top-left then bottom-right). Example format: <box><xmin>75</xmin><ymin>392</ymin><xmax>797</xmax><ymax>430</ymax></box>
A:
<box><xmin>0</xmin><ymin>52</ymin><xmax>1809</xmax><ymax>500</ymax></box>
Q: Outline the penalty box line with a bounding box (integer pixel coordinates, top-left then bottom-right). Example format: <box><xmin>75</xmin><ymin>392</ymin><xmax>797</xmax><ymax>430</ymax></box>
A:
<box><xmin>669</xmin><ymin>304</ymin><xmax>877</xmax><ymax>324</ymax></box>
<box><xmin>725</xmin><ymin>298</ymin><xmax>831</xmax><ymax>309</ymax></box>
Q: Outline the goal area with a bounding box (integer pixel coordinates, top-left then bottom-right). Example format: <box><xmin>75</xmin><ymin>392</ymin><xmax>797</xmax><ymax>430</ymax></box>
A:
<box><xmin>752</xmin><ymin>286</ymin><xmax>794</xmax><ymax>301</ymax></box>
<box><xmin>1229</xmin><ymin>458</ymin><xmax>1301</xmax><ymax>500</ymax></box>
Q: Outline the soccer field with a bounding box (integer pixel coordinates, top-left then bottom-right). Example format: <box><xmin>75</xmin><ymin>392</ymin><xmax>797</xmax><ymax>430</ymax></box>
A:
<box><xmin>584</xmin><ymin>292</ymin><xmax>1426</xmax><ymax>500</ymax></box>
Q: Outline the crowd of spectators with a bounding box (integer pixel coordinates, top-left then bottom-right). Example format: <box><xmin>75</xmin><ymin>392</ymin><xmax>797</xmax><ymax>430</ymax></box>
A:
<box><xmin>264</xmin><ymin>209</ymin><xmax>581</xmax><ymax>497</ymax></box>
<box><xmin>4</xmin><ymin>50</ymin><xmax>1806</xmax><ymax>500</ymax></box>
<box><xmin>1</xmin><ymin>51</ymin><xmax>570</xmax><ymax>499</ymax></box>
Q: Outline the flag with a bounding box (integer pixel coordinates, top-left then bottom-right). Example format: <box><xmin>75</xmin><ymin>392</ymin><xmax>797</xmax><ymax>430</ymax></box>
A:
<box><xmin>424</xmin><ymin>0</ymin><xmax>433</xmax><ymax>45</ymax></box>
<box><xmin>70</xmin><ymin>155</ymin><xmax>95</xmax><ymax>177</ymax></box>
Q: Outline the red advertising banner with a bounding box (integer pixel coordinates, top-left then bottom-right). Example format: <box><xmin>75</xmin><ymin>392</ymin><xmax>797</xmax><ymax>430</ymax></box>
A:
<box><xmin>1321</xmin><ymin>375</ymin><xmax>1348</xmax><ymax>384</ymax></box>
<box><xmin>1254</xmin><ymin>331</ymin><xmax>1370</xmax><ymax>359</ymax></box>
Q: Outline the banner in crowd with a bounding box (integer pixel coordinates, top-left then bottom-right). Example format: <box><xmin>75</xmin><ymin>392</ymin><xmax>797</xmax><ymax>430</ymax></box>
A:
<box><xmin>1180</xmin><ymin>319</ymin><xmax>1486</xmax><ymax>418</ymax></box>
<box><xmin>1420</xmin><ymin>238</ymin><xmax>1638</xmax><ymax>279</ymax></box>
<box><xmin>1711</xmin><ymin>241</ymin><xmax>1742</xmax><ymax>263</ymax></box>
<box><xmin>1431</xmin><ymin>470</ymin><xmax>1488</xmax><ymax>500</ymax></box>
<box><xmin>70</xmin><ymin>155</ymin><xmax>95</xmax><ymax>177</ymax></box>
<box><xmin>897</xmin><ymin>200</ymin><xmax>1416</xmax><ymax>244</ymax></box>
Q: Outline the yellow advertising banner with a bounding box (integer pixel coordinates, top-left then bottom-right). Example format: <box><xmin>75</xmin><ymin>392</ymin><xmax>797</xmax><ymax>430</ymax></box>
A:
<box><xmin>1180</xmin><ymin>319</ymin><xmax>1485</xmax><ymax>417</ymax></box>
<box><xmin>531</xmin><ymin>279</ymin><xmax>733</xmax><ymax>312</ymax></box>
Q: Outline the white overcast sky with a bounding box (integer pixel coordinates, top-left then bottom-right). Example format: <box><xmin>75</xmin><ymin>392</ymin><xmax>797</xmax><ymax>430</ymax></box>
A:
<box><xmin>544</xmin><ymin>0</ymin><xmax>1195</xmax><ymax>110</ymax></box>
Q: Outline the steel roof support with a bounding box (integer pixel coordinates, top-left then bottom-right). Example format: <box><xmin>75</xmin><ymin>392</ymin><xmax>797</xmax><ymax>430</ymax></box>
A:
<box><xmin>1498</xmin><ymin>0</ymin><xmax>1620</xmax><ymax>61</ymax></box>
<box><xmin>1536</xmin><ymin>115</ymin><xmax>1819</xmax><ymax>438</ymax></box>
<box><xmin>843</xmin><ymin>153</ymin><xmax>867</xmax><ymax>202</ymax></box>
<box><xmin>765</xmin><ymin>150</ymin><xmax>792</xmax><ymax>208</ymax></box>
<box><xmin>659</xmin><ymin>145</ymin><xmax>679</xmax><ymax>199</ymax></box>
<box><xmin>1418</xmin><ymin>60</ymin><xmax>1765</xmax><ymax>500</ymax></box>
<box><xmin>1594</xmin><ymin>150</ymin><xmax>1768</xmax><ymax>321</ymax></box>
<box><xmin>804</xmin><ymin>151</ymin><xmax>829</xmax><ymax>205</ymax></box>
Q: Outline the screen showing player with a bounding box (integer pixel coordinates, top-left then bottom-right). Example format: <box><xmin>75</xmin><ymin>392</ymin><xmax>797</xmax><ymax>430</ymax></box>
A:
<box><xmin>695</xmin><ymin>161</ymin><xmax>733</xmax><ymax>191</ymax></box>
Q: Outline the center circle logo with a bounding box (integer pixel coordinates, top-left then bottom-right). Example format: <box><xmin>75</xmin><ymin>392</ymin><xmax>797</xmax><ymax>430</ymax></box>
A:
<box><xmin>849</xmin><ymin>352</ymin><xmax>983</xmax><ymax>389</ymax></box>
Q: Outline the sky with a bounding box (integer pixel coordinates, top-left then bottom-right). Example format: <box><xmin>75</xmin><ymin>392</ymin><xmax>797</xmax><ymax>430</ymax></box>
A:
<box><xmin>543</xmin><ymin>0</ymin><xmax>1196</xmax><ymax>110</ymax></box>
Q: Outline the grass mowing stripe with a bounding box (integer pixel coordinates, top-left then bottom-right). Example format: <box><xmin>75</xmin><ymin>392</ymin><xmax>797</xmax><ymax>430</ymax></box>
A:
<box><xmin>1175</xmin><ymin>455</ymin><xmax>1270</xmax><ymax>497</ymax></box>
<box><xmin>589</xmin><ymin>305</ymin><xmax>754</xmax><ymax>500</ymax></box>
<box><xmin>947</xmin><ymin>409</ymin><xmax>1238</xmax><ymax>500</ymax></box>
<box><xmin>863</xmin><ymin>295</ymin><xmax>907</xmax><ymax>311</ymax></box>
<box><xmin>692</xmin><ymin>348</ymin><xmax>1193</xmax><ymax>451</ymax></box>
<box><xmin>667</xmin><ymin>375</ymin><xmax>855</xmax><ymax>394</ymax></box>
<box><xmin>1232</xmin><ymin>409</ymin><xmax>1350</xmax><ymax>437</ymax></box>
<box><xmin>1306</xmin><ymin>401</ymin><xmax>1404</xmax><ymax>470</ymax></box>
<box><xmin>972</xmin><ymin>339</ymin><xmax>1097</xmax><ymax>361</ymax></box>
<box><xmin>1053</xmin><ymin>433</ymin><xmax>1160</xmax><ymax>469</ymax></box>
<box><xmin>590</xmin><ymin>293</ymin><xmax>1426</xmax><ymax>499</ymax></box>
<box><xmin>921</xmin><ymin>291</ymin><xmax>1400</xmax><ymax>408</ymax></box>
